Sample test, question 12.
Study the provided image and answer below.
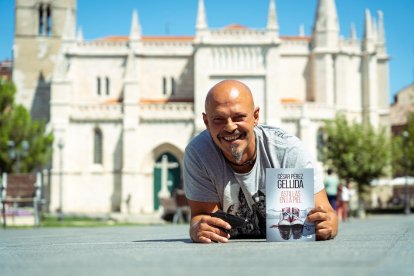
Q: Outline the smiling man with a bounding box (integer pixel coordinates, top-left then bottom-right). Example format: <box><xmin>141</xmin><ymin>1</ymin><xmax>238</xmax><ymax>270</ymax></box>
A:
<box><xmin>184</xmin><ymin>80</ymin><xmax>338</xmax><ymax>243</ymax></box>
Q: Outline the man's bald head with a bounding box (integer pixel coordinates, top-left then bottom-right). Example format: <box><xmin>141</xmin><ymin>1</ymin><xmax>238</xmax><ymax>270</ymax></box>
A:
<box><xmin>202</xmin><ymin>80</ymin><xmax>259</xmax><ymax>169</ymax></box>
<box><xmin>205</xmin><ymin>80</ymin><xmax>255</xmax><ymax>114</ymax></box>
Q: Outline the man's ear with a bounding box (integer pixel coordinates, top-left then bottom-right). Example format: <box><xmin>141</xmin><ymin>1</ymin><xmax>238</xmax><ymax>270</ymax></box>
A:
<box><xmin>253</xmin><ymin>107</ymin><xmax>260</xmax><ymax>125</ymax></box>
<box><xmin>202</xmin><ymin>112</ymin><xmax>209</xmax><ymax>128</ymax></box>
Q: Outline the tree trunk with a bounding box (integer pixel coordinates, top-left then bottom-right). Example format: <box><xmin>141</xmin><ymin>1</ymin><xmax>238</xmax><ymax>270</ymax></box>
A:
<box><xmin>357</xmin><ymin>183</ymin><xmax>366</xmax><ymax>218</ymax></box>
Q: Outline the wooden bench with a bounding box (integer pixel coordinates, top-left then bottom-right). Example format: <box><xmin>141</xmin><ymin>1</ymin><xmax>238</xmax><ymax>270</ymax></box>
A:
<box><xmin>172</xmin><ymin>189</ymin><xmax>190</xmax><ymax>223</ymax></box>
<box><xmin>159</xmin><ymin>189</ymin><xmax>190</xmax><ymax>224</ymax></box>
<box><xmin>0</xmin><ymin>173</ymin><xmax>42</xmax><ymax>227</ymax></box>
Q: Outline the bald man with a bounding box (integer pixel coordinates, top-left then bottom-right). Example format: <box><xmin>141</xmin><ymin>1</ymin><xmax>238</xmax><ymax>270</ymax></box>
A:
<box><xmin>184</xmin><ymin>80</ymin><xmax>338</xmax><ymax>243</ymax></box>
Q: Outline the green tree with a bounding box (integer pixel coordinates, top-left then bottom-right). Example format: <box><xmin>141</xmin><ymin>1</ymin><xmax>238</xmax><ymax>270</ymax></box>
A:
<box><xmin>321</xmin><ymin>114</ymin><xmax>391</xmax><ymax>212</ymax></box>
<box><xmin>0</xmin><ymin>80</ymin><xmax>53</xmax><ymax>173</ymax></box>
<box><xmin>392</xmin><ymin>113</ymin><xmax>414</xmax><ymax>177</ymax></box>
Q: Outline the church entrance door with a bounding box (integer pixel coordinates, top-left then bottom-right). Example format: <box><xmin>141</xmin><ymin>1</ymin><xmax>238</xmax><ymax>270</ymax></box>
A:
<box><xmin>153</xmin><ymin>152</ymin><xmax>181</xmax><ymax>210</ymax></box>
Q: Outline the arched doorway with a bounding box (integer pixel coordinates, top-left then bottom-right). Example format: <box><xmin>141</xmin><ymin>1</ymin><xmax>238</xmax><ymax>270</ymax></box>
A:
<box><xmin>153</xmin><ymin>152</ymin><xmax>181</xmax><ymax>210</ymax></box>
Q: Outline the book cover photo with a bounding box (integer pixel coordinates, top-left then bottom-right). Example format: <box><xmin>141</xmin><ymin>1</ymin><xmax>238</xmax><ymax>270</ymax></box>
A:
<box><xmin>265</xmin><ymin>168</ymin><xmax>315</xmax><ymax>242</ymax></box>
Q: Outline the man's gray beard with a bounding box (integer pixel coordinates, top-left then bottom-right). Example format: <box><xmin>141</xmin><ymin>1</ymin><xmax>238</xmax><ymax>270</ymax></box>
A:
<box><xmin>231</xmin><ymin>144</ymin><xmax>243</xmax><ymax>163</ymax></box>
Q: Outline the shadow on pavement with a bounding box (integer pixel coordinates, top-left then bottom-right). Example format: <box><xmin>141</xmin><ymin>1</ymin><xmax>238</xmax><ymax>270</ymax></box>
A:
<box><xmin>132</xmin><ymin>238</ymin><xmax>192</xmax><ymax>243</ymax></box>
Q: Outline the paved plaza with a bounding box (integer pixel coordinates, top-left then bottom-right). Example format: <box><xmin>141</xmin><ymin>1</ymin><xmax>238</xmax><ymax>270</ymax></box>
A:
<box><xmin>1</xmin><ymin>214</ymin><xmax>413</xmax><ymax>276</ymax></box>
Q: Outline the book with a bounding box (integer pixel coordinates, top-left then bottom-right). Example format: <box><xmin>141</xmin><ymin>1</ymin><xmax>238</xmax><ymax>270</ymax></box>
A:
<box><xmin>265</xmin><ymin>168</ymin><xmax>315</xmax><ymax>242</ymax></box>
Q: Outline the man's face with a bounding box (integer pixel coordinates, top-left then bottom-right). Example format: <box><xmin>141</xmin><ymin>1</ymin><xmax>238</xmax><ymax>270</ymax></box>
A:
<box><xmin>203</xmin><ymin>87</ymin><xmax>259</xmax><ymax>164</ymax></box>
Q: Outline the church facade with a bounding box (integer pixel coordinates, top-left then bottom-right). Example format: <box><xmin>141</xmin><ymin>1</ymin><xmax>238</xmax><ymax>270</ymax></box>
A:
<box><xmin>12</xmin><ymin>0</ymin><xmax>390</xmax><ymax>214</ymax></box>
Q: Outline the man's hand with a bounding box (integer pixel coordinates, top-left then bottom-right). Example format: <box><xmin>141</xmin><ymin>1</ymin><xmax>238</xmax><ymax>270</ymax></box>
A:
<box><xmin>307</xmin><ymin>206</ymin><xmax>337</xmax><ymax>240</ymax></box>
<box><xmin>308</xmin><ymin>189</ymin><xmax>338</xmax><ymax>240</ymax></box>
<box><xmin>190</xmin><ymin>214</ymin><xmax>232</xmax><ymax>243</ymax></box>
<box><xmin>187</xmin><ymin>200</ymin><xmax>232</xmax><ymax>243</ymax></box>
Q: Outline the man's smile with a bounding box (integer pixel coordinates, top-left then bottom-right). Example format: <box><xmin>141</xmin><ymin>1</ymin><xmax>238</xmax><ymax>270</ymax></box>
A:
<box><xmin>218</xmin><ymin>131</ymin><xmax>245</xmax><ymax>143</ymax></box>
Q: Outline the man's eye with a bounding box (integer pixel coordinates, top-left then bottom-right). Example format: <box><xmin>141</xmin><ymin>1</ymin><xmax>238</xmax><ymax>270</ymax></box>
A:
<box><xmin>233</xmin><ymin>115</ymin><xmax>246</xmax><ymax>122</ymax></box>
<box><xmin>213</xmin><ymin>118</ymin><xmax>224</xmax><ymax>123</ymax></box>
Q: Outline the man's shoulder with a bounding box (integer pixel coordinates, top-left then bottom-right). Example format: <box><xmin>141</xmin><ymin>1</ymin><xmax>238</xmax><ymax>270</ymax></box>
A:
<box><xmin>187</xmin><ymin>130</ymin><xmax>211</xmax><ymax>148</ymax></box>
<box><xmin>184</xmin><ymin>130</ymin><xmax>223</xmax><ymax>172</ymax></box>
<box><xmin>256</xmin><ymin>125</ymin><xmax>307</xmax><ymax>167</ymax></box>
<box><xmin>186</xmin><ymin>130</ymin><xmax>218</xmax><ymax>156</ymax></box>
<box><xmin>256</xmin><ymin>124</ymin><xmax>298</xmax><ymax>145</ymax></box>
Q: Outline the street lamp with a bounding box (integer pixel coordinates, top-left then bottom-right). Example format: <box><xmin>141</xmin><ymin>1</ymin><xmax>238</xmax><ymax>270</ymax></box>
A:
<box><xmin>20</xmin><ymin>141</ymin><xmax>29</xmax><ymax>172</ymax></box>
<box><xmin>7</xmin><ymin>141</ymin><xmax>16</xmax><ymax>167</ymax></box>
<box><xmin>57</xmin><ymin>138</ymin><xmax>65</xmax><ymax>221</ymax></box>
<box><xmin>7</xmin><ymin>140</ymin><xmax>29</xmax><ymax>173</ymax></box>
<box><xmin>402</xmin><ymin>130</ymin><xmax>411</xmax><ymax>215</ymax></box>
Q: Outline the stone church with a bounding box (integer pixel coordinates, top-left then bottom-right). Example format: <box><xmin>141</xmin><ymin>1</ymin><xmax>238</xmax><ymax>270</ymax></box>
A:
<box><xmin>12</xmin><ymin>0</ymin><xmax>390</xmax><ymax>215</ymax></box>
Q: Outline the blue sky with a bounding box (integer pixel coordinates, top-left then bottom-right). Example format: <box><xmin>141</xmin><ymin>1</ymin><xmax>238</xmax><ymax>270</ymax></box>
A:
<box><xmin>1</xmin><ymin>0</ymin><xmax>413</xmax><ymax>102</ymax></box>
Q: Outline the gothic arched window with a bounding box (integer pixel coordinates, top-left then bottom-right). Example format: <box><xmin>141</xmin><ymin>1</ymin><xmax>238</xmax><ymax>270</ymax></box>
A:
<box><xmin>105</xmin><ymin>77</ymin><xmax>110</xmax><ymax>95</ymax></box>
<box><xmin>162</xmin><ymin>77</ymin><xmax>167</xmax><ymax>95</ymax></box>
<box><xmin>170</xmin><ymin>77</ymin><xmax>175</xmax><ymax>95</ymax></box>
<box><xmin>93</xmin><ymin>128</ymin><xmax>103</xmax><ymax>164</ymax></box>
<box><xmin>97</xmin><ymin>77</ymin><xmax>101</xmax><ymax>95</ymax></box>
<box><xmin>38</xmin><ymin>4</ymin><xmax>52</xmax><ymax>36</ymax></box>
<box><xmin>46</xmin><ymin>5</ymin><xmax>51</xmax><ymax>35</ymax></box>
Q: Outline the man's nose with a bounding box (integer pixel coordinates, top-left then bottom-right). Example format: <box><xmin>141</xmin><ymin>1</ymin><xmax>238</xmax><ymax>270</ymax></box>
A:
<box><xmin>224</xmin><ymin>118</ymin><xmax>237</xmax><ymax>132</ymax></box>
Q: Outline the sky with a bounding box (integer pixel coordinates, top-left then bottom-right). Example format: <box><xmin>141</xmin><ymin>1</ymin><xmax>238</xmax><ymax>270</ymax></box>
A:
<box><xmin>1</xmin><ymin>0</ymin><xmax>413</xmax><ymax>103</ymax></box>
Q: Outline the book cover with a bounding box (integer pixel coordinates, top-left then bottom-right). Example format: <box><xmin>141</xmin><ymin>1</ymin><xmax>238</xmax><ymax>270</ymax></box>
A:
<box><xmin>265</xmin><ymin>168</ymin><xmax>315</xmax><ymax>242</ymax></box>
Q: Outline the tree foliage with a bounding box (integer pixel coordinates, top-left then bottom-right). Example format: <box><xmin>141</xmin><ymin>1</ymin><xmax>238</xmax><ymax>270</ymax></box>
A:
<box><xmin>0</xmin><ymin>80</ymin><xmax>53</xmax><ymax>173</ymax></box>
<box><xmin>321</xmin><ymin>114</ymin><xmax>391</xmax><ymax>197</ymax></box>
<box><xmin>392</xmin><ymin>113</ymin><xmax>414</xmax><ymax>177</ymax></box>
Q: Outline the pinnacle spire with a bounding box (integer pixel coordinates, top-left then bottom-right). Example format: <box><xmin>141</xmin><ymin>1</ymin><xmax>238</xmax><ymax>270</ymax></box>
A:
<box><xmin>372</xmin><ymin>16</ymin><xmax>378</xmax><ymax>42</ymax></box>
<box><xmin>196</xmin><ymin>0</ymin><xmax>208</xmax><ymax>30</ymax></box>
<box><xmin>377</xmin><ymin>10</ymin><xmax>386</xmax><ymax>44</ymax></box>
<box><xmin>76</xmin><ymin>26</ymin><xmax>83</xmax><ymax>42</ymax></box>
<box><xmin>266</xmin><ymin>0</ymin><xmax>279</xmax><ymax>34</ymax></box>
<box><xmin>314</xmin><ymin>0</ymin><xmax>339</xmax><ymax>32</ymax></box>
<box><xmin>312</xmin><ymin>0</ymin><xmax>339</xmax><ymax>48</ymax></box>
<box><xmin>299</xmin><ymin>24</ymin><xmax>305</xmax><ymax>37</ymax></box>
<box><xmin>363</xmin><ymin>9</ymin><xmax>373</xmax><ymax>40</ymax></box>
<box><xmin>376</xmin><ymin>10</ymin><xmax>387</xmax><ymax>55</ymax></box>
<box><xmin>350</xmin><ymin>23</ymin><xmax>357</xmax><ymax>40</ymax></box>
<box><xmin>130</xmin><ymin>10</ymin><xmax>141</xmax><ymax>40</ymax></box>
<box><xmin>362</xmin><ymin>9</ymin><xmax>375</xmax><ymax>52</ymax></box>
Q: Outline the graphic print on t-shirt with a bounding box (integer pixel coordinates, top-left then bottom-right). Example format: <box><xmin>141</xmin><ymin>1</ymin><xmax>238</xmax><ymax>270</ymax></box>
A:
<box><xmin>225</xmin><ymin>187</ymin><xmax>267</xmax><ymax>238</ymax></box>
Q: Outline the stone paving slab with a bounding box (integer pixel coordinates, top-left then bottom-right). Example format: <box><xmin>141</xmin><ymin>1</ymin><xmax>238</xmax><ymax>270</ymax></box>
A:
<box><xmin>0</xmin><ymin>215</ymin><xmax>413</xmax><ymax>276</ymax></box>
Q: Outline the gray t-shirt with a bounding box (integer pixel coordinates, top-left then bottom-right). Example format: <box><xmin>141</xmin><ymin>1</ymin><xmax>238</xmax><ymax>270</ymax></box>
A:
<box><xmin>184</xmin><ymin>125</ymin><xmax>323</xmax><ymax>238</ymax></box>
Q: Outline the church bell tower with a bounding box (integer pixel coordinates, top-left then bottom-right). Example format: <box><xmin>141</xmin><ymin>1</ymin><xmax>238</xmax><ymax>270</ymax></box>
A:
<box><xmin>13</xmin><ymin>0</ymin><xmax>77</xmax><ymax>122</ymax></box>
